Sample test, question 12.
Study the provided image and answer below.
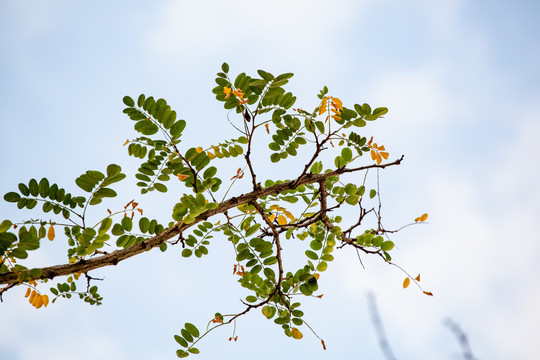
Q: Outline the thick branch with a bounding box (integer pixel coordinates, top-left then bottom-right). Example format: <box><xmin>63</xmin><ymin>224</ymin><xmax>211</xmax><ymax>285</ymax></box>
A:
<box><xmin>0</xmin><ymin>156</ymin><xmax>403</xmax><ymax>286</ymax></box>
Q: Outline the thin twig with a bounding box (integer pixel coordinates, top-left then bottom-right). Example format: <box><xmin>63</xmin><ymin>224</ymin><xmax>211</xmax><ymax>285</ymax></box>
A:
<box><xmin>367</xmin><ymin>292</ymin><xmax>398</xmax><ymax>360</ymax></box>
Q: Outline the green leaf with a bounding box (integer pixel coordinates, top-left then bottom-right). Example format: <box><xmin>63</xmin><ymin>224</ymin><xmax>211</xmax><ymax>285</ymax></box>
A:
<box><xmin>98</xmin><ymin>218</ymin><xmax>113</xmax><ymax>235</ymax></box>
<box><xmin>0</xmin><ymin>232</ymin><xmax>17</xmax><ymax>254</ymax></box>
<box><xmin>38</xmin><ymin>178</ymin><xmax>50</xmax><ymax>198</ymax></box>
<box><xmin>154</xmin><ymin>183</ymin><xmax>167</xmax><ymax>193</ymax></box>
<box><xmin>372</xmin><ymin>236</ymin><xmax>384</xmax><ymax>247</ymax></box>
<box><xmin>170</xmin><ymin>120</ymin><xmax>187</xmax><ymax>139</ymax></box>
<box><xmin>203</xmin><ymin>166</ymin><xmax>217</xmax><ymax>179</ymax></box>
<box><xmin>373</xmin><ymin>107</ymin><xmax>388</xmax><ymax>116</ymax></box>
<box><xmin>315</xmin><ymin>121</ymin><xmax>325</xmax><ymax>134</ymax></box>
<box><xmin>245</xmin><ymin>223</ymin><xmax>261</xmax><ymax>237</ymax></box>
<box><xmin>139</xmin><ymin>217</ymin><xmax>150</xmax><ymax>233</ymax></box>
<box><xmin>221</xmin><ymin>62</ymin><xmax>229</xmax><ymax>73</ymax></box>
<box><xmin>334</xmin><ymin>156</ymin><xmax>345</xmax><ymax>168</ymax></box>
<box><xmin>181</xmin><ymin>249</ymin><xmax>192</xmax><ymax>257</ymax></box>
<box><xmin>111</xmin><ymin>223</ymin><xmax>124</xmax><ymax>236</ymax></box>
<box><xmin>246</xmin><ymin>295</ymin><xmax>257</xmax><ymax>303</ymax></box>
<box><xmin>185</xmin><ymin>323</ymin><xmax>200</xmax><ymax>338</ymax></box>
<box><xmin>123</xmin><ymin>96</ymin><xmax>135</xmax><ymax>107</ymax></box>
<box><xmin>3</xmin><ymin>192</ymin><xmax>20</xmax><ymax>203</ymax></box>
<box><xmin>0</xmin><ymin>220</ymin><xmax>13</xmax><ymax>233</ymax></box>
<box><xmin>137</xmin><ymin>94</ymin><xmax>145</xmax><ymax>107</ymax></box>
<box><xmin>341</xmin><ymin>147</ymin><xmax>352</xmax><ymax>162</ymax></box>
<box><xmin>381</xmin><ymin>241</ymin><xmax>394</xmax><ymax>251</ymax></box>
<box><xmin>180</xmin><ymin>329</ymin><xmax>193</xmax><ymax>343</ymax></box>
<box><xmin>121</xmin><ymin>217</ymin><xmax>133</xmax><ymax>231</ymax></box>
<box><xmin>309</xmin><ymin>240</ymin><xmax>322</xmax><ymax>251</ymax></box>
<box><xmin>370</xmin><ymin>189</ymin><xmax>376</xmax><ymax>198</ymax></box>
<box><xmin>310</xmin><ymin>161</ymin><xmax>322</xmax><ymax>174</ymax></box>
<box><xmin>174</xmin><ymin>335</ymin><xmax>188</xmax><ymax>348</ymax></box>
<box><xmin>134</xmin><ymin>120</ymin><xmax>159</xmax><ymax>135</ymax></box>
<box><xmin>176</xmin><ymin>349</ymin><xmax>189</xmax><ymax>358</ymax></box>
<box><xmin>305</xmin><ymin>250</ymin><xmax>318</xmax><ymax>260</ymax></box>
<box><xmin>28</xmin><ymin>179</ymin><xmax>39</xmax><ymax>196</ymax></box>
<box><xmin>94</xmin><ymin>188</ymin><xmax>116</xmax><ymax>198</ymax></box>
<box><xmin>18</xmin><ymin>183</ymin><xmax>30</xmax><ymax>196</ymax></box>
<box><xmin>11</xmin><ymin>248</ymin><xmax>28</xmax><ymax>259</ymax></box>
<box><xmin>270</xmin><ymin>153</ymin><xmax>280</xmax><ymax>163</ymax></box>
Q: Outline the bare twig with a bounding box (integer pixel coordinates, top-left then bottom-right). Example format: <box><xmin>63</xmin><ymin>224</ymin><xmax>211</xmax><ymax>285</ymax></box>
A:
<box><xmin>444</xmin><ymin>318</ymin><xmax>477</xmax><ymax>360</ymax></box>
<box><xmin>367</xmin><ymin>292</ymin><xmax>398</xmax><ymax>360</ymax></box>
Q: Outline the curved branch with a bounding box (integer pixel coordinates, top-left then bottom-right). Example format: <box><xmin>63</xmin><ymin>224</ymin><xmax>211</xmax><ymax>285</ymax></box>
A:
<box><xmin>0</xmin><ymin>156</ymin><xmax>403</xmax><ymax>286</ymax></box>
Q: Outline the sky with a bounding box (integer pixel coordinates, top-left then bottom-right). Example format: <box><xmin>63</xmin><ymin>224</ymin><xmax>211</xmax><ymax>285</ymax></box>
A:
<box><xmin>1</xmin><ymin>0</ymin><xmax>539</xmax><ymax>359</ymax></box>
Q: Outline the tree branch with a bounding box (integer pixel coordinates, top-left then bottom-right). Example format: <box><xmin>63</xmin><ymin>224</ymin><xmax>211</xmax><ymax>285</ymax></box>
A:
<box><xmin>0</xmin><ymin>157</ymin><xmax>403</xmax><ymax>286</ymax></box>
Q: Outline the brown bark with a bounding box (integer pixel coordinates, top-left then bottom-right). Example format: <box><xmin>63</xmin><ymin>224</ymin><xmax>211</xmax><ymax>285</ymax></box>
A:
<box><xmin>0</xmin><ymin>157</ymin><xmax>402</xmax><ymax>286</ymax></box>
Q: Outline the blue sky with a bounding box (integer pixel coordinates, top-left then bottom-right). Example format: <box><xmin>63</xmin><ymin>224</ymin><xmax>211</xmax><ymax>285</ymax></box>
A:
<box><xmin>1</xmin><ymin>1</ymin><xmax>539</xmax><ymax>359</ymax></box>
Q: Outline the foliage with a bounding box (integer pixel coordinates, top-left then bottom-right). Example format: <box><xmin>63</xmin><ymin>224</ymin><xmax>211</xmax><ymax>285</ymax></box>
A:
<box><xmin>0</xmin><ymin>63</ymin><xmax>430</xmax><ymax>357</ymax></box>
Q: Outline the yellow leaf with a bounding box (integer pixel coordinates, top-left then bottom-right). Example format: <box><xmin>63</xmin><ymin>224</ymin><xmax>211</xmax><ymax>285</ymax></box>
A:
<box><xmin>378</xmin><ymin>145</ymin><xmax>385</xmax><ymax>151</ymax></box>
<box><xmin>232</xmin><ymin>89</ymin><xmax>244</xmax><ymax>98</ymax></box>
<box><xmin>313</xmin><ymin>273</ymin><xmax>320</xmax><ymax>280</ymax></box>
<box><xmin>177</xmin><ymin>173</ymin><xmax>189</xmax><ymax>181</ymax></box>
<box><xmin>319</xmin><ymin>97</ymin><xmax>328</xmax><ymax>115</ymax></box>
<box><xmin>196</xmin><ymin>147</ymin><xmax>203</xmax><ymax>153</ymax></box>
<box><xmin>137</xmin><ymin>208</ymin><xmax>143</xmax><ymax>215</ymax></box>
<box><xmin>223</xmin><ymin>87</ymin><xmax>232</xmax><ymax>99</ymax></box>
<box><xmin>370</xmin><ymin>150</ymin><xmax>377</xmax><ymax>161</ymax></box>
<box><xmin>47</xmin><ymin>225</ymin><xmax>55</xmax><ymax>241</ymax></box>
<box><xmin>25</xmin><ymin>287</ymin><xmax>31</xmax><ymax>298</ymax></box>
<box><xmin>269</xmin><ymin>214</ymin><xmax>276</xmax><ymax>222</ymax></box>
<box><xmin>35</xmin><ymin>295</ymin><xmax>44</xmax><ymax>308</ymax></box>
<box><xmin>74</xmin><ymin>273</ymin><xmax>81</xmax><ymax>280</ymax></box>
<box><xmin>29</xmin><ymin>290</ymin><xmax>37</xmax><ymax>303</ymax></box>
<box><xmin>380</xmin><ymin>151</ymin><xmax>389</xmax><ymax>160</ymax></box>
<box><xmin>403</xmin><ymin>277</ymin><xmax>410</xmax><ymax>288</ymax></box>
<box><xmin>269</xmin><ymin>205</ymin><xmax>279</xmax><ymax>210</ymax></box>
<box><xmin>291</xmin><ymin>327</ymin><xmax>303</xmax><ymax>340</ymax></box>
<box><xmin>42</xmin><ymin>294</ymin><xmax>49</xmax><ymax>307</ymax></box>
<box><xmin>331</xmin><ymin>114</ymin><xmax>341</xmax><ymax>121</ymax></box>
<box><xmin>419</xmin><ymin>213</ymin><xmax>428</xmax><ymax>222</ymax></box>
<box><xmin>284</xmin><ymin>210</ymin><xmax>295</xmax><ymax>220</ymax></box>
<box><xmin>415</xmin><ymin>274</ymin><xmax>421</xmax><ymax>282</ymax></box>
<box><xmin>277</xmin><ymin>215</ymin><xmax>287</xmax><ymax>225</ymax></box>
<box><xmin>331</xmin><ymin>97</ymin><xmax>343</xmax><ymax>110</ymax></box>
<box><xmin>207</xmin><ymin>151</ymin><xmax>216</xmax><ymax>159</ymax></box>
<box><xmin>123</xmin><ymin>139</ymin><xmax>129</xmax><ymax>146</ymax></box>
<box><xmin>375</xmin><ymin>152</ymin><xmax>382</xmax><ymax>164</ymax></box>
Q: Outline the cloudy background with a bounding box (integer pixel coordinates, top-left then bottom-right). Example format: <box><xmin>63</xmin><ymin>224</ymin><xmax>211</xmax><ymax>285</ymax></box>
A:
<box><xmin>1</xmin><ymin>0</ymin><xmax>539</xmax><ymax>359</ymax></box>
